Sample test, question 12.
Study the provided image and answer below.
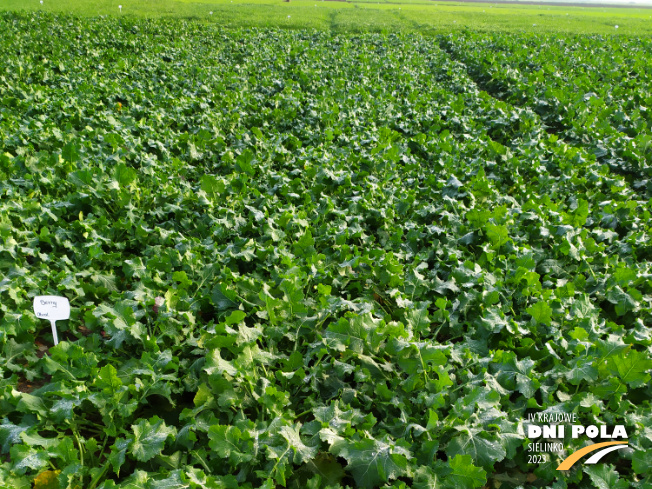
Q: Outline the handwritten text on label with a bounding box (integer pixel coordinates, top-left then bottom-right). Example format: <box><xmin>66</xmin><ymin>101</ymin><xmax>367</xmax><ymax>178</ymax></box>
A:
<box><xmin>33</xmin><ymin>296</ymin><xmax>71</xmax><ymax>345</ymax></box>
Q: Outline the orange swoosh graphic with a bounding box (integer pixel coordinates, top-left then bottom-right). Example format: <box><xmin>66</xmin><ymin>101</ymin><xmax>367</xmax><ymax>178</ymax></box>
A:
<box><xmin>557</xmin><ymin>441</ymin><xmax>628</xmax><ymax>470</ymax></box>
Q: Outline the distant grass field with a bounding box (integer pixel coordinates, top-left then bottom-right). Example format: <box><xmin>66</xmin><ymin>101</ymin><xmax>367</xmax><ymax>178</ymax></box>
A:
<box><xmin>2</xmin><ymin>0</ymin><xmax>652</xmax><ymax>34</ymax></box>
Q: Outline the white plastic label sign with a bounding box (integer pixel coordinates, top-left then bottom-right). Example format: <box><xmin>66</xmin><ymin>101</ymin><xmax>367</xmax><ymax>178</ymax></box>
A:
<box><xmin>34</xmin><ymin>295</ymin><xmax>70</xmax><ymax>345</ymax></box>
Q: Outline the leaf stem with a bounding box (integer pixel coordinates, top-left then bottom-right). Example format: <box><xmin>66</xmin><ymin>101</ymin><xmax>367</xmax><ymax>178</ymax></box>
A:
<box><xmin>432</xmin><ymin>323</ymin><xmax>444</xmax><ymax>340</ymax></box>
<box><xmin>294</xmin><ymin>409</ymin><xmax>313</xmax><ymax>419</ymax></box>
<box><xmin>71</xmin><ymin>424</ymin><xmax>84</xmax><ymax>469</ymax></box>
<box><xmin>234</xmin><ymin>293</ymin><xmax>257</xmax><ymax>309</ymax></box>
<box><xmin>191</xmin><ymin>450</ymin><xmax>211</xmax><ymax>473</ymax></box>
<box><xmin>88</xmin><ymin>457</ymin><xmax>112</xmax><ymax>489</ymax></box>
<box><xmin>416</xmin><ymin>348</ymin><xmax>429</xmax><ymax>384</ymax></box>
<box><xmin>582</xmin><ymin>257</ymin><xmax>596</xmax><ymax>280</ymax></box>
<box><xmin>270</xmin><ymin>445</ymin><xmax>291</xmax><ymax>477</ymax></box>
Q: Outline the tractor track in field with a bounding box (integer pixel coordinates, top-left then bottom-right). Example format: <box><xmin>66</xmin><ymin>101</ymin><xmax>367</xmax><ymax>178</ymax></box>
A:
<box><xmin>391</xmin><ymin>7</ymin><xmax>431</xmax><ymax>33</ymax></box>
<box><xmin>437</xmin><ymin>37</ymin><xmax>563</xmax><ymax>140</ymax></box>
<box><xmin>437</xmin><ymin>38</ymin><xmax>651</xmax><ymax>191</ymax></box>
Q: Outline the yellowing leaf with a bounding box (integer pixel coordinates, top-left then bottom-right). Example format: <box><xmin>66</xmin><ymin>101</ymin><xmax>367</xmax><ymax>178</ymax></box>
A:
<box><xmin>33</xmin><ymin>470</ymin><xmax>60</xmax><ymax>489</ymax></box>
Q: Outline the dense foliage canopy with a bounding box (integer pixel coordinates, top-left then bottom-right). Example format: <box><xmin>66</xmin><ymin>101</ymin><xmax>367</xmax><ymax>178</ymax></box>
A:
<box><xmin>0</xmin><ymin>12</ymin><xmax>651</xmax><ymax>489</ymax></box>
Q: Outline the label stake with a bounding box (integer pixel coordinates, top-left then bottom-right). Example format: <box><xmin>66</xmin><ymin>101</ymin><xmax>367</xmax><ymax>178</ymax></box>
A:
<box><xmin>33</xmin><ymin>296</ymin><xmax>70</xmax><ymax>346</ymax></box>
